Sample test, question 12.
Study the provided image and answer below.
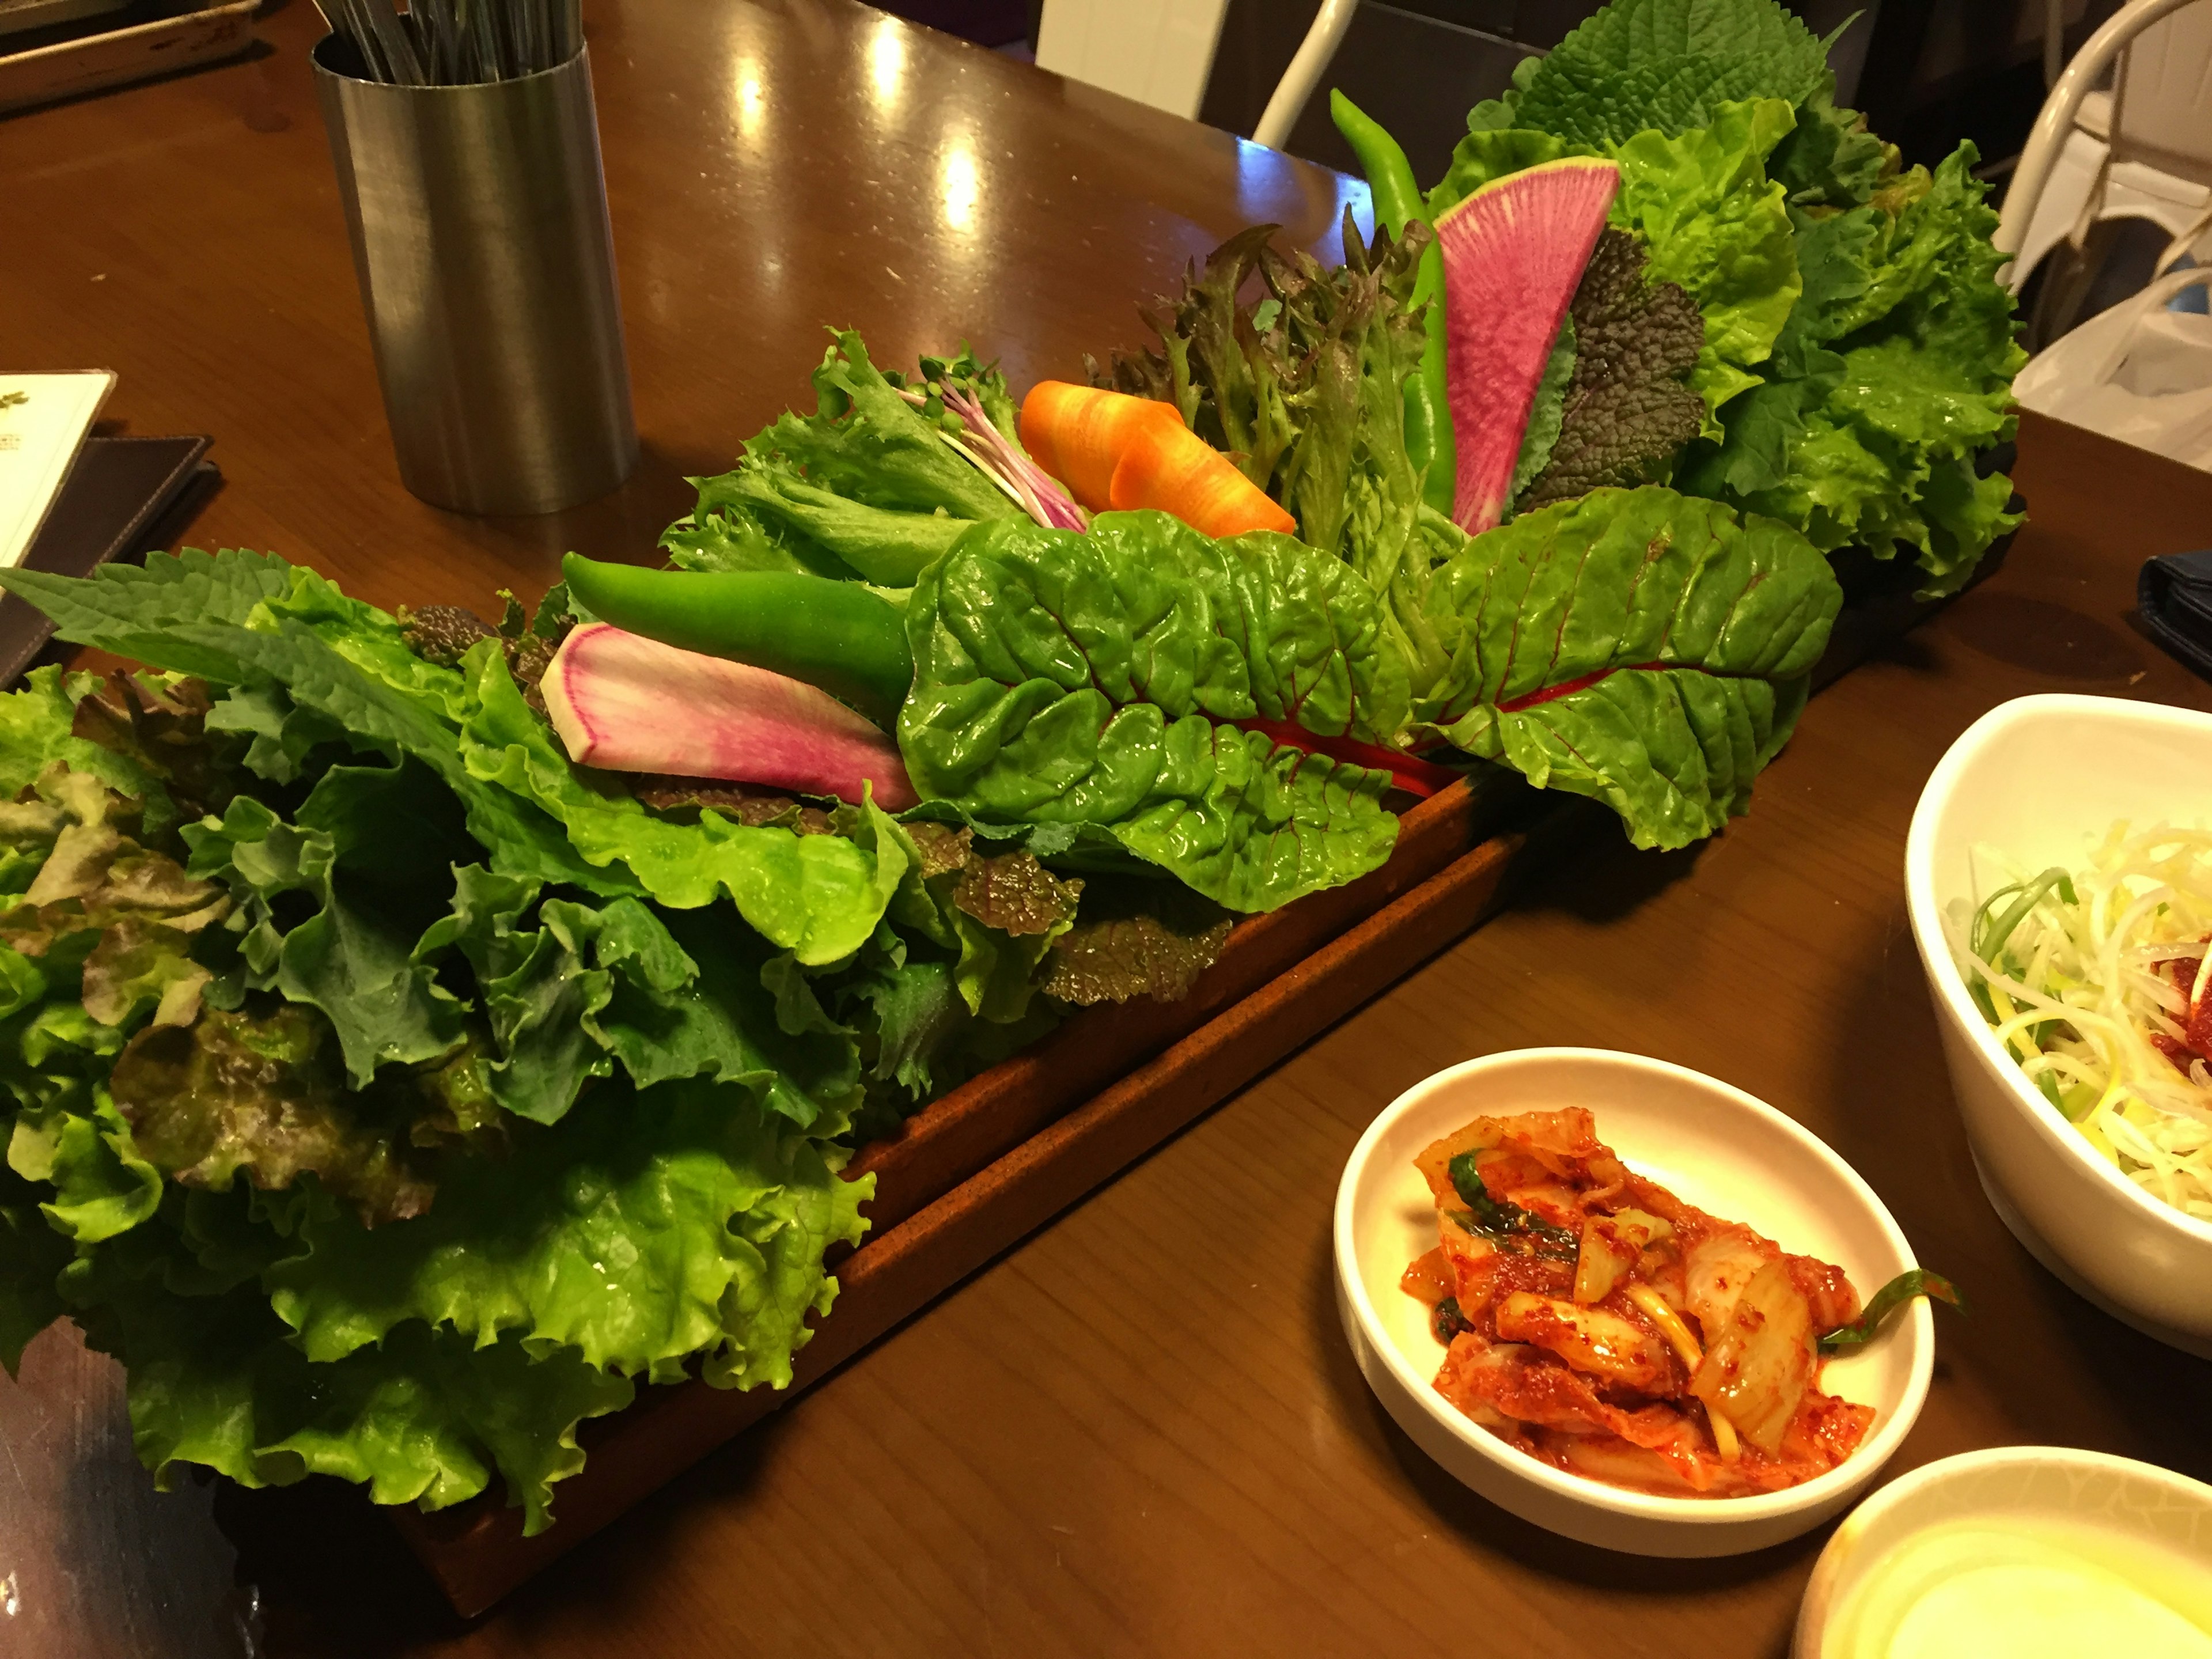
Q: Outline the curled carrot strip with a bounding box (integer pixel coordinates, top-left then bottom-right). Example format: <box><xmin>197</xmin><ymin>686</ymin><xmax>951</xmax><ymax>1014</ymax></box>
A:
<box><xmin>1018</xmin><ymin>381</ymin><xmax>1181</xmax><ymax>513</ymax></box>
<box><xmin>1108</xmin><ymin>418</ymin><xmax>1298</xmax><ymax>539</ymax></box>
<box><xmin>1019</xmin><ymin>381</ymin><xmax>1297</xmax><ymax>538</ymax></box>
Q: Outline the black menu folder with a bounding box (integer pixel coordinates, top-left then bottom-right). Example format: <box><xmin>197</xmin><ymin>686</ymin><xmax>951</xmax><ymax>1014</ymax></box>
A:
<box><xmin>0</xmin><ymin>434</ymin><xmax>217</xmax><ymax>687</ymax></box>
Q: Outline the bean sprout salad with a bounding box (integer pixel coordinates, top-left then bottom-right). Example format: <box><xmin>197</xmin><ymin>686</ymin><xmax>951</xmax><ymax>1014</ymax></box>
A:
<box><xmin>1950</xmin><ymin>823</ymin><xmax>2212</xmax><ymax>1221</ymax></box>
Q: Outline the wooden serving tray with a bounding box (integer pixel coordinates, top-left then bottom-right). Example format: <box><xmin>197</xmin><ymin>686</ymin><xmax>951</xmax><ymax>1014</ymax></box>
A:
<box><xmin>391</xmin><ymin>768</ymin><xmax>1530</xmax><ymax>1615</ymax></box>
<box><xmin>378</xmin><ymin>518</ymin><xmax>2018</xmax><ymax>1615</ymax></box>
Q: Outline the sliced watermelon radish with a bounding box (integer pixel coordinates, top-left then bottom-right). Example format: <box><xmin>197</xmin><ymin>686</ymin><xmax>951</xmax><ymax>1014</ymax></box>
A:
<box><xmin>1435</xmin><ymin>157</ymin><xmax>1620</xmax><ymax>535</ymax></box>
<box><xmin>543</xmin><ymin>622</ymin><xmax>919</xmax><ymax>810</ymax></box>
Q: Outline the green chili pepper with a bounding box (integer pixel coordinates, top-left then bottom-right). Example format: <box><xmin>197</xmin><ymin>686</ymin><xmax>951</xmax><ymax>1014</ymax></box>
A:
<box><xmin>560</xmin><ymin>554</ymin><xmax>914</xmax><ymax>729</ymax></box>
<box><xmin>1330</xmin><ymin>90</ymin><xmax>1456</xmax><ymax>518</ymax></box>
<box><xmin>1817</xmin><ymin>1268</ymin><xmax>1969</xmax><ymax>1354</ymax></box>
<box><xmin>1431</xmin><ymin>1295</ymin><xmax>1474</xmax><ymax>1343</ymax></box>
<box><xmin>1446</xmin><ymin>1152</ymin><xmax>1581</xmax><ymax>1258</ymax></box>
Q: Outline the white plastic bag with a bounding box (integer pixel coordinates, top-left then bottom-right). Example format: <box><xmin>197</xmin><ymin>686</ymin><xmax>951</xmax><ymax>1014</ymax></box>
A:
<box><xmin>2014</xmin><ymin>268</ymin><xmax>2212</xmax><ymax>469</ymax></box>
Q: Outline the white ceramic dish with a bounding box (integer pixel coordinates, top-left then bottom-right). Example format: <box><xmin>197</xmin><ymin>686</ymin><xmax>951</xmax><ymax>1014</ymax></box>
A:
<box><xmin>1904</xmin><ymin>692</ymin><xmax>2212</xmax><ymax>1357</ymax></box>
<box><xmin>1793</xmin><ymin>1446</ymin><xmax>2212</xmax><ymax>1657</ymax></box>
<box><xmin>1333</xmin><ymin>1047</ymin><xmax>1933</xmax><ymax>1557</ymax></box>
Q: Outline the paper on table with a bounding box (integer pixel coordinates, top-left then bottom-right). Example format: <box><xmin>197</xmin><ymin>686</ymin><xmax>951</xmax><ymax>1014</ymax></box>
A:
<box><xmin>0</xmin><ymin>370</ymin><xmax>116</xmax><ymax>570</ymax></box>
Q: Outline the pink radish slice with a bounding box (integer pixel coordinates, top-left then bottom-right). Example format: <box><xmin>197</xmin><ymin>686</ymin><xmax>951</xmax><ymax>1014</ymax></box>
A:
<box><xmin>543</xmin><ymin>622</ymin><xmax>920</xmax><ymax>810</ymax></box>
<box><xmin>1435</xmin><ymin>156</ymin><xmax>1621</xmax><ymax>535</ymax></box>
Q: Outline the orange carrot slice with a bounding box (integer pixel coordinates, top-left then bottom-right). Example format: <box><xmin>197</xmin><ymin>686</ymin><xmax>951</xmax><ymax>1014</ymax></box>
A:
<box><xmin>1108</xmin><ymin>417</ymin><xmax>1299</xmax><ymax>539</ymax></box>
<box><xmin>1018</xmin><ymin>382</ymin><xmax>1181</xmax><ymax>513</ymax></box>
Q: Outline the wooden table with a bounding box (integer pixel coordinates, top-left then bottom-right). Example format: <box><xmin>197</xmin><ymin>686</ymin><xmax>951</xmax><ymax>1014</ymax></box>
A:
<box><xmin>5</xmin><ymin>3</ymin><xmax>2212</xmax><ymax>1656</ymax></box>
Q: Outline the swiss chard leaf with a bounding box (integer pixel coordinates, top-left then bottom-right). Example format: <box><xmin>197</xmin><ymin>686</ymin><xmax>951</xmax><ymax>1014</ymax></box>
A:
<box><xmin>899</xmin><ymin>511</ymin><xmax>1407</xmax><ymax>912</ymax></box>
<box><xmin>1419</xmin><ymin>486</ymin><xmax>1840</xmax><ymax>848</ymax></box>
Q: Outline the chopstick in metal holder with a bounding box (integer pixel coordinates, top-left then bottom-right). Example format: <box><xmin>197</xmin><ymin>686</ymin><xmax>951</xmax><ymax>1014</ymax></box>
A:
<box><xmin>325</xmin><ymin>0</ymin><xmax>582</xmax><ymax>85</ymax></box>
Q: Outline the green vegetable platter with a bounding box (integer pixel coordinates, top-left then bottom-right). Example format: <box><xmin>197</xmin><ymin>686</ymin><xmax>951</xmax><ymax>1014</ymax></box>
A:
<box><xmin>0</xmin><ymin>0</ymin><xmax>2020</xmax><ymax>1597</ymax></box>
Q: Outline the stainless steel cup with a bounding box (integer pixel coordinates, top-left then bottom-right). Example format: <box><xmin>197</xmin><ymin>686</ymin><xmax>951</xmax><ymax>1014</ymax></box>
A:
<box><xmin>312</xmin><ymin>36</ymin><xmax>638</xmax><ymax>516</ymax></box>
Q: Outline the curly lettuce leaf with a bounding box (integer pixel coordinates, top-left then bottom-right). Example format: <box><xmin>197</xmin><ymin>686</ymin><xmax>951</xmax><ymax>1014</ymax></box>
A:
<box><xmin>754</xmin><ymin>330</ymin><xmax>1017</xmax><ymax>525</ymax></box>
<box><xmin>672</xmin><ymin>331</ymin><xmax>1017</xmax><ymax>588</ymax></box>
<box><xmin>261</xmin><ymin>1074</ymin><xmax>868</xmax><ymax>1388</ymax></box>
<box><xmin>7</xmin><ymin>1075</ymin><xmax>159</xmax><ymax>1244</ymax></box>
<box><xmin>899</xmin><ymin>512</ymin><xmax>1404</xmax><ymax>912</ymax></box>
<box><xmin>1419</xmin><ymin>486</ymin><xmax>1840</xmax><ymax>847</ymax></box>
<box><xmin>70</xmin><ymin>1263</ymin><xmax>631</xmax><ymax>1534</ymax></box>
<box><xmin>108</xmin><ymin>1003</ymin><xmax>441</xmax><ymax>1226</ymax></box>
<box><xmin>681</xmin><ymin>464</ymin><xmax>971</xmax><ymax>588</ymax></box>
<box><xmin>0</xmin><ymin>552</ymin><xmax>910</xmax><ymax>925</ymax></box>
<box><xmin>1681</xmin><ymin>201</ymin><xmax>1876</xmax><ymax>498</ymax></box>
<box><xmin>0</xmin><ymin>669</ymin><xmax>184</xmax><ymax>833</ymax></box>
<box><xmin>184</xmin><ymin>786</ymin><xmax>464</xmax><ymax>1088</ymax></box>
<box><xmin>0</xmin><ymin>566</ymin><xmax>632</xmax><ymax>900</ymax></box>
<box><xmin>1690</xmin><ymin>147</ymin><xmax>2024</xmax><ymax>592</ymax></box>
<box><xmin>70</xmin><ymin>673</ymin><xmax>251</xmax><ymax>832</ymax></box>
<box><xmin>661</xmin><ymin>497</ymin><xmax>866</xmax><ymax>581</ymax></box>
<box><xmin>0</xmin><ymin>764</ymin><xmax>226</xmax><ymax>1045</ymax></box>
<box><xmin>454</xmin><ymin>642</ymin><xmax>904</xmax><ymax>964</ymax></box>
<box><xmin>1769</xmin><ymin>74</ymin><xmax>1889</xmax><ymax>208</ymax></box>
<box><xmin>848</xmin><ymin>953</ymin><xmax>965</xmax><ymax>1100</ymax></box>
<box><xmin>881</xmin><ymin>824</ymin><xmax>1082</xmax><ymax>1024</ymax></box>
<box><xmin>1612</xmin><ymin>99</ymin><xmax>1802</xmax><ymax>424</ymax></box>
<box><xmin>1040</xmin><ymin>874</ymin><xmax>1233</xmax><ymax>1005</ymax></box>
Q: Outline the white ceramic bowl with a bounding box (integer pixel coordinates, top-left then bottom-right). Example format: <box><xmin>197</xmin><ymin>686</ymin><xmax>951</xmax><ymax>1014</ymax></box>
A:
<box><xmin>1905</xmin><ymin>693</ymin><xmax>2212</xmax><ymax>1357</ymax></box>
<box><xmin>1792</xmin><ymin>1446</ymin><xmax>2212</xmax><ymax>1657</ymax></box>
<box><xmin>1333</xmin><ymin>1047</ymin><xmax>1933</xmax><ymax>1557</ymax></box>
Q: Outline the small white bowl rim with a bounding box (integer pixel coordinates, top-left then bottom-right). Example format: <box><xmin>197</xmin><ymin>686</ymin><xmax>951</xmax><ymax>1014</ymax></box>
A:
<box><xmin>1839</xmin><ymin>1442</ymin><xmax>2212</xmax><ymax>1528</ymax></box>
<box><xmin>1800</xmin><ymin>1443</ymin><xmax>2212</xmax><ymax>1642</ymax></box>
<box><xmin>1903</xmin><ymin>691</ymin><xmax>2212</xmax><ymax>1248</ymax></box>
<box><xmin>1333</xmin><ymin>1046</ymin><xmax>1935</xmax><ymax>1529</ymax></box>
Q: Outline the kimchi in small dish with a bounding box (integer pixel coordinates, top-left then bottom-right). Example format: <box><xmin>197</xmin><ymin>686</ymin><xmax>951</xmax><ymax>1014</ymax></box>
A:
<box><xmin>1334</xmin><ymin>1048</ymin><xmax>1946</xmax><ymax>1556</ymax></box>
<box><xmin>1401</xmin><ymin>1107</ymin><xmax>1952</xmax><ymax>1499</ymax></box>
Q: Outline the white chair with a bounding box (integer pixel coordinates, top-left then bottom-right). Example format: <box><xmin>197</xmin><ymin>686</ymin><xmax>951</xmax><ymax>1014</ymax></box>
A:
<box><xmin>2000</xmin><ymin>0</ymin><xmax>2212</xmax><ymax>337</ymax></box>
<box><xmin>1035</xmin><ymin>0</ymin><xmax>1355</xmax><ymax>147</ymax></box>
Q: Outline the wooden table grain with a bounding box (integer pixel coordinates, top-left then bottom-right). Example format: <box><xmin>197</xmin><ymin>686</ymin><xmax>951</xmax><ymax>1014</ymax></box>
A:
<box><xmin>6</xmin><ymin>3</ymin><xmax>2212</xmax><ymax>1657</ymax></box>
